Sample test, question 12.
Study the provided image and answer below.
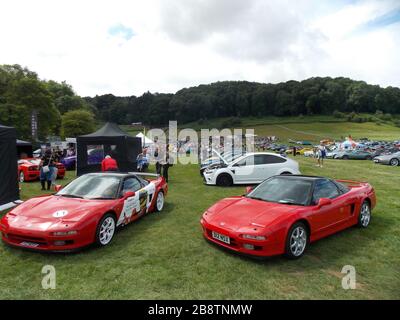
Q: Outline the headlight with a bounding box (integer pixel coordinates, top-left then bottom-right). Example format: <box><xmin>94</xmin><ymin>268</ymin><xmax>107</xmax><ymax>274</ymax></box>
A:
<box><xmin>52</xmin><ymin>231</ymin><xmax>78</xmax><ymax>236</ymax></box>
<box><xmin>241</xmin><ymin>234</ymin><xmax>266</xmax><ymax>241</ymax></box>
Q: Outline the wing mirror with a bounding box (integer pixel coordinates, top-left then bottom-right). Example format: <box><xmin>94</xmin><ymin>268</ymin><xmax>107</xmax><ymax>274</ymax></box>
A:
<box><xmin>123</xmin><ymin>191</ymin><xmax>135</xmax><ymax>199</ymax></box>
<box><xmin>318</xmin><ymin>198</ymin><xmax>332</xmax><ymax>208</ymax></box>
<box><xmin>54</xmin><ymin>185</ymin><xmax>63</xmax><ymax>192</ymax></box>
<box><xmin>245</xmin><ymin>186</ymin><xmax>254</xmax><ymax>194</ymax></box>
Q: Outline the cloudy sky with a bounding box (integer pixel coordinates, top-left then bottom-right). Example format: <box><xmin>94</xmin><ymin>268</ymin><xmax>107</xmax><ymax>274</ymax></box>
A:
<box><xmin>0</xmin><ymin>0</ymin><xmax>399</xmax><ymax>96</ymax></box>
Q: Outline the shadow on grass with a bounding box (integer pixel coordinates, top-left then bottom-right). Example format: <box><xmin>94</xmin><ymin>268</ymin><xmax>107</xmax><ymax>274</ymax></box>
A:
<box><xmin>202</xmin><ymin>219</ymin><xmax>386</xmax><ymax>270</ymax></box>
<box><xmin>0</xmin><ymin>202</ymin><xmax>177</xmax><ymax>259</ymax></box>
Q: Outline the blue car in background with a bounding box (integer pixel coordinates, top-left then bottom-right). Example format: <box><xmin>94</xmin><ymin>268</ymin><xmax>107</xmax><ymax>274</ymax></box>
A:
<box><xmin>61</xmin><ymin>155</ymin><xmax>77</xmax><ymax>170</ymax></box>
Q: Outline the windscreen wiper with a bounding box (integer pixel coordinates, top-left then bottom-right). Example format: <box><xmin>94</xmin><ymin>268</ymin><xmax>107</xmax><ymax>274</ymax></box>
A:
<box><xmin>58</xmin><ymin>194</ymin><xmax>83</xmax><ymax>199</ymax></box>
<box><xmin>247</xmin><ymin>196</ymin><xmax>266</xmax><ymax>202</ymax></box>
<box><xmin>88</xmin><ymin>197</ymin><xmax>115</xmax><ymax>200</ymax></box>
<box><xmin>278</xmin><ymin>200</ymin><xmax>301</xmax><ymax>205</ymax></box>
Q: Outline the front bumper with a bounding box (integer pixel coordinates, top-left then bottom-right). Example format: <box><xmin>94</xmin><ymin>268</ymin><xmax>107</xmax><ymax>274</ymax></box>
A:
<box><xmin>202</xmin><ymin>171</ymin><xmax>217</xmax><ymax>185</ymax></box>
<box><xmin>1</xmin><ymin>226</ymin><xmax>92</xmax><ymax>252</ymax></box>
<box><xmin>25</xmin><ymin>171</ymin><xmax>40</xmax><ymax>181</ymax></box>
<box><xmin>373</xmin><ymin>158</ymin><xmax>388</xmax><ymax>165</ymax></box>
<box><xmin>200</xmin><ymin>219</ymin><xmax>282</xmax><ymax>257</ymax></box>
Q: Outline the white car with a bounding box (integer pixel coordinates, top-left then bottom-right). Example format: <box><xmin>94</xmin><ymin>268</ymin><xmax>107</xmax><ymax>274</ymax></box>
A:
<box><xmin>202</xmin><ymin>152</ymin><xmax>301</xmax><ymax>186</ymax></box>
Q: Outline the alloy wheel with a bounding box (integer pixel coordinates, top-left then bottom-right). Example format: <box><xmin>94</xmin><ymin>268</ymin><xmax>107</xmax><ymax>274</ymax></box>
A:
<box><xmin>290</xmin><ymin>226</ymin><xmax>307</xmax><ymax>257</ymax></box>
<box><xmin>99</xmin><ymin>217</ymin><xmax>115</xmax><ymax>245</ymax></box>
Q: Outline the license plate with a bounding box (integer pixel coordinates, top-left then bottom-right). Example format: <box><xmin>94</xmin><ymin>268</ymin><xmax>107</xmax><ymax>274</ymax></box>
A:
<box><xmin>20</xmin><ymin>241</ymin><xmax>39</xmax><ymax>248</ymax></box>
<box><xmin>212</xmin><ymin>231</ymin><xmax>230</xmax><ymax>244</ymax></box>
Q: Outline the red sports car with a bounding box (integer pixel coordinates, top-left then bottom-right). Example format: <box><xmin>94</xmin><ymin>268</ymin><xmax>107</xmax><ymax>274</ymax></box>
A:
<box><xmin>200</xmin><ymin>175</ymin><xmax>376</xmax><ymax>259</ymax></box>
<box><xmin>1</xmin><ymin>172</ymin><xmax>168</xmax><ymax>252</ymax></box>
<box><xmin>18</xmin><ymin>158</ymin><xmax>66</xmax><ymax>182</ymax></box>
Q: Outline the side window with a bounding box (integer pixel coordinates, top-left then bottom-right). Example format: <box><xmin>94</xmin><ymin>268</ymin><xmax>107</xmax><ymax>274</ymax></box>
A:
<box><xmin>122</xmin><ymin>177</ymin><xmax>142</xmax><ymax>194</ymax></box>
<box><xmin>252</xmin><ymin>155</ymin><xmax>287</xmax><ymax>165</ymax></box>
<box><xmin>312</xmin><ymin>179</ymin><xmax>340</xmax><ymax>204</ymax></box>
<box><xmin>138</xmin><ymin>176</ymin><xmax>149</xmax><ymax>187</ymax></box>
<box><xmin>265</xmin><ymin>155</ymin><xmax>286</xmax><ymax>164</ymax></box>
<box><xmin>254</xmin><ymin>155</ymin><xmax>266</xmax><ymax>165</ymax></box>
<box><xmin>234</xmin><ymin>155</ymin><xmax>254</xmax><ymax>167</ymax></box>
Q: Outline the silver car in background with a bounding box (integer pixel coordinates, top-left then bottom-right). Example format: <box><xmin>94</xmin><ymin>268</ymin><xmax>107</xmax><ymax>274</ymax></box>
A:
<box><xmin>374</xmin><ymin>152</ymin><xmax>400</xmax><ymax>166</ymax></box>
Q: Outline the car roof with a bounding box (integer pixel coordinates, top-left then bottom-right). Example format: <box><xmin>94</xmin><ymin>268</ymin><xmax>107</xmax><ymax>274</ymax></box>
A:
<box><xmin>240</xmin><ymin>152</ymin><xmax>285</xmax><ymax>156</ymax></box>
<box><xmin>84</xmin><ymin>172</ymin><xmax>133</xmax><ymax>178</ymax></box>
<box><xmin>276</xmin><ymin>175</ymin><xmax>328</xmax><ymax>181</ymax></box>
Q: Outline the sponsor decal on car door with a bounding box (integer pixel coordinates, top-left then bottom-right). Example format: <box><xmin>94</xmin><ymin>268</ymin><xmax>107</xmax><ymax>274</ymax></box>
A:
<box><xmin>117</xmin><ymin>182</ymin><xmax>156</xmax><ymax>226</ymax></box>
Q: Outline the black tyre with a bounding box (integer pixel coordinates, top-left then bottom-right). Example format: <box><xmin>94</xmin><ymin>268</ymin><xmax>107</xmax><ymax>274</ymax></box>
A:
<box><xmin>285</xmin><ymin>222</ymin><xmax>308</xmax><ymax>259</ymax></box>
<box><xmin>357</xmin><ymin>201</ymin><xmax>371</xmax><ymax>228</ymax></box>
<box><xmin>216</xmin><ymin>174</ymin><xmax>233</xmax><ymax>187</ymax></box>
<box><xmin>95</xmin><ymin>213</ymin><xmax>116</xmax><ymax>247</ymax></box>
<box><xmin>389</xmin><ymin>158</ymin><xmax>399</xmax><ymax>166</ymax></box>
<box><xmin>342</xmin><ymin>155</ymin><xmax>349</xmax><ymax>160</ymax></box>
<box><xmin>366</xmin><ymin>156</ymin><xmax>372</xmax><ymax>161</ymax></box>
<box><xmin>281</xmin><ymin>172</ymin><xmax>292</xmax><ymax>175</ymax></box>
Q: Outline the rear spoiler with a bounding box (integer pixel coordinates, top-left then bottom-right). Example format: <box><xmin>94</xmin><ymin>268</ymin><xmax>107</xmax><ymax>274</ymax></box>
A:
<box><xmin>336</xmin><ymin>179</ymin><xmax>368</xmax><ymax>187</ymax></box>
<box><xmin>128</xmin><ymin>172</ymin><xmax>161</xmax><ymax>179</ymax></box>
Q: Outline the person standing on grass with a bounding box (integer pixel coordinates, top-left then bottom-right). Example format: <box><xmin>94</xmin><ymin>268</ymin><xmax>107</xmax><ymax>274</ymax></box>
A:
<box><xmin>316</xmin><ymin>144</ymin><xmax>326</xmax><ymax>167</ymax></box>
<box><xmin>101</xmin><ymin>155</ymin><xmax>119</xmax><ymax>172</ymax></box>
<box><xmin>161</xmin><ymin>144</ymin><xmax>173</xmax><ymax>183</ymax></box>
<box><xmin>40</xmin><ymin>149</ymin><xmax>54</xmax><ymax>191</ymax></box>
<box><xmin>50</xmin><ymin>160</ymin><xmax>58</xmax><ymax>190</ymax></box>
<box><xmin>292</xmin><ymin>146</ymin><xmax>297</xmax><ymax>157</ymax></box>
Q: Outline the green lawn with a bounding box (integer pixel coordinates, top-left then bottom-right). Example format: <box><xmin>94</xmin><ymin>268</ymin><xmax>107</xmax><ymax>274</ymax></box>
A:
<box><xmin>0</xmin><ymin>157</ymin><xmax>399</xmax><ymax>299</ymax></box>
<box><xmin>184</xmin><ymin>116</ymin><xmax>400</xmax><ymax>143</ymax></box>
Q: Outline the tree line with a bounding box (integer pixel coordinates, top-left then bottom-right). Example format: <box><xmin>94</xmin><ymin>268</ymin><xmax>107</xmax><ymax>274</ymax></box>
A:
<box><xmin>1</xmin><ymin>64</ymin><xmax>400</xmax><ymax>141</ymax></box>
<box><xmin>86</xmin><ymin>77</ymin><xmax>400</xmax><ymax>126</ymax></box>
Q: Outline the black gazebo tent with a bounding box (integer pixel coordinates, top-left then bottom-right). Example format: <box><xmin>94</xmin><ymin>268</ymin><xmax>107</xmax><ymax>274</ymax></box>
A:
<box><xmin>76</xmin><ymin>122</ymin><xmax>142</xmax><ymax>176</ymax></box>
<box><xmin>0</xmin><ymin>125</ymin><xmax>19</xmax><ymax>206</ymax></box>
<box><xmin>16</xmin><ymin>139</ymin><xmax>33</xmax><ymax>158</ymax></box>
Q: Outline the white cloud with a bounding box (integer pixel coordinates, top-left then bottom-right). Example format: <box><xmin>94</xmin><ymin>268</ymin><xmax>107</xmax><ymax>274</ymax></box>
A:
<box><xmin>0</xmin><ymin>0</ymin><xmax>399</xmax><ymax>96</ymax></box>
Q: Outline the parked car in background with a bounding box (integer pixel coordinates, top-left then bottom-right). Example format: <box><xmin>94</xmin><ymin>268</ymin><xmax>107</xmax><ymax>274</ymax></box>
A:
<box><xmin>202</xmin><ymin>152</ymin><xmax>300</xmax><ymax>186</ymax></box>
<box><xmin>303</xmin><ymin>149</ymin><xmax>315</xmax><ymax>157</ymax></box>
<box><xmin>334</xmin><ymin>150</ymin><xmax>373</xmax><ymax>160</ymax></box>
<box><xmin>201</xmin><ymin>175</ymin><xmax>376</xmax><ymax>259</ymax></box>
<box><xmin>18</xmin><ymin>158</ymin><xmax>65</xmax><ymax>182</ymax></box>
<box><xmin>374</xmin><ymin>152</ymin><xmax>400</xmax><ymax>167</ymax></box>
<box><xmin>200</xmin><ymin>149</ymin><xmax>245</xmax><ymax>176</ymax></box>
<box><xmin>32</xmin><ymin>149</ymin><xmax>42</xmax><ymax>158</ymax></box>
<box><xmin>269</xmin><ymin>144</ymin><xmax>288</xmax><ymax>152</ymax></box>
<box><xmin>17</xmin><ymin>159</ymin><xmax>40</xmax><ymax>182</ymax></box>
<box><xmin>61</xmin><ymin>155</ymin><xmax>77</xmax><ymax>170</ymax></box>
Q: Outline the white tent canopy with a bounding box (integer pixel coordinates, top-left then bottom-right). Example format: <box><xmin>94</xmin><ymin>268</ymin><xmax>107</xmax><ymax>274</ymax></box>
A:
<box><xmin>136</xmin><ymin>132</ymin><xmax>154</xmax><ymax>147</ymax></box>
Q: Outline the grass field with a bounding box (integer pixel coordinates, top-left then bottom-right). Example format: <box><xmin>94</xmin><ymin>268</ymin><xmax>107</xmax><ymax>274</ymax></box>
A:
<box><xmin>185</xmin><ymin>116</ymin><xmax>400</xmax><ymax>143</ymax></box>
<box><xmin>0</xmin><ymin>156</ymin><xmax>399</xmax><ymax>299</ymax></box>
<box><xmin>123</xmin><ymin>115</ymin><xmax>400</xmax><ymax>144</ymax></box>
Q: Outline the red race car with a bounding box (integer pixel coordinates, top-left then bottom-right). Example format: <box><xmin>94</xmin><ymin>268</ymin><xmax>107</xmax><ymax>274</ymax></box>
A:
<box><xmin>200</xmin><ymin>175</ymin><xmax>376</xmax><ymax>259</ymax></box>
<box><xmin>1</xmin><ymin>172</ymin><xmax>168</xmax><ymax>252</ymax></box>
<box><xmin>18</xmin><ymin>158</ymin><xmax>66</xmax><ymax>182</ymax></box>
